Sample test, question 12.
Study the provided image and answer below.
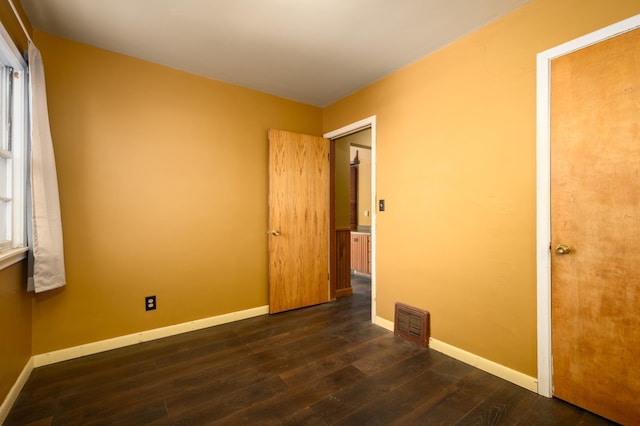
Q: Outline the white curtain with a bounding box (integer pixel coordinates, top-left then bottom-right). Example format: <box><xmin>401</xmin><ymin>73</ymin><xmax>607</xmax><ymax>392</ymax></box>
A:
<box><xmin>27</xmin><ymin>43</ymin><xmax>66</xmax><ymax>293</ymax></box>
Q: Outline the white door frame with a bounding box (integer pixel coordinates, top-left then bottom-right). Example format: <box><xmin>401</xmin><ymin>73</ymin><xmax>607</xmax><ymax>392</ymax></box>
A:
<box><xmin>536</xmin><ymin>14</ymin><xmax>640</xmax><ymax>397</ymax></box>
<box><xmin>324</xmin><ymin>116</ymin><xmax>377</xmax><ymax>323</ymax></box>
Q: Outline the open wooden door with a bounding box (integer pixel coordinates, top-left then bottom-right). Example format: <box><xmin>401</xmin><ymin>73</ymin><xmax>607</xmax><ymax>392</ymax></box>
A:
<box><xmin>550</xmin><ymin>28</ymin><xmax>640</xmax><ymax>424</ymax></box>
<box><xmin>268</xmin><ymin>129</ymin><xmax>330</xmax><ymax>314</ymax></box>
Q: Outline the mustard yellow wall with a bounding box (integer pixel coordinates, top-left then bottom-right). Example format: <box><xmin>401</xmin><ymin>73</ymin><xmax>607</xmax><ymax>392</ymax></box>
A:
<box><xmin>352</xmin><ymin>146</ymin><xmax>372</xmax><ymax>227</ymax></box>
<box><xmin>31</xmin><ymin>31</ymin><xmax>323</xmax><ymax>354</ymax></box>
<box><xmin>340</xmin><ymin>129</ymin><xmax>372</xmax><ymax>228</ymax></box>
<box><xmin>0</xmin><ymin>0</ymin><xmax>31</xmax><ymax>52</ymax></box>
<box><xmin>334</xmin><ymin>138</ymin><xmax>350</xmax><ymax>229</ymax></box>
<box><xmin>323</xmin><ymin>0</ymin><xmax>640</xmax><ymax>376</ymax></box>
<box><xmin>0</xmin><ymin>261</ymin><xmax>30</xmax><ymax>402</ymax></box>
<box><xmin>0</xmin><ymin>1</ymin><xmax>31</xmax><ymax>404</ymax></box>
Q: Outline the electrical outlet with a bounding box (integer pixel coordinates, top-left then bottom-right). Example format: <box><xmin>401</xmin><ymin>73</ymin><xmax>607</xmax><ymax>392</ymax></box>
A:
<box><xmin>145</xmin><ymin>295</ymin><xmax>156</xmax><ymax>311</ymax></box>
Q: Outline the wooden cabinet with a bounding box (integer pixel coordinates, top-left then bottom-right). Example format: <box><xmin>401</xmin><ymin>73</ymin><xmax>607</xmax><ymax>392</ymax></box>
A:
<box><xmin>351</xmin><ymin>232</ymin><xmax>371</xmax><ymax>276</ymax></box>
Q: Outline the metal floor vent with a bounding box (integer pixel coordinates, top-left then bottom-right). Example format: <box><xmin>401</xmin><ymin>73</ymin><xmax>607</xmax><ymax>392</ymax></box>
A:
<box><xmin>394</xmin><ymin>302</ymin><xmax>430</xmax><ymax>347</ymax></box>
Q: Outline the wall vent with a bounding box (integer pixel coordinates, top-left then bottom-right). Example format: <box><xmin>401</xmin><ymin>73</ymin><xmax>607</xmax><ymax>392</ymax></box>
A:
<box><xmin>394</xmin><ymin>302</ymin><xmax>430</xmax><ymax>347</ymax></box>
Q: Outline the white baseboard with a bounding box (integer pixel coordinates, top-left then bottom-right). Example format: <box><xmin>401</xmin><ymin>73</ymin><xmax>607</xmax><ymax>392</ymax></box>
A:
<box><xmin>429</xmin><ymin>338</ymin><xmax>538</xmax><ymax>392</ymax></box>
<box><xmin>0</xmin><ymin>357</ymin><xmax>33</xmax><ymax>425</ymax></box>
<box><xmin>2</xmin><ymin>306</ymin><xmax>268</xmax><ymax>421</ymax></box>
<box><xmin>32</xmin><ymin>305</ymin><xmax>269</xmax><ymax>368</ymax></box>
<box><xmin>374</xmin><ymin>315</ymin><xmax>394</xmax><ymax>331</ymax></box>
<box><xmin>7</xmin><ymin>308</ymin><xmax>536</xmax><ymax>423</ymax></box>
<box><xmin>374</xmin><ymin>316</ymin><xmax>538</xmax><ymax>393</ymax></box>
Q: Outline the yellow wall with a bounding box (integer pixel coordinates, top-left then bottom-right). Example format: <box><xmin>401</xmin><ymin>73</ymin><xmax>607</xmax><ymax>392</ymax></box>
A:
<box><xmin>0</xmin><ymin>0</ymin><xmax>31</xmax><ymax>52</ymax></box>
<box><xmin>340</xmin><ymin>128</ymin><xmax>372</xmax><ymax>228</ymax></box>
<box><xmin>323</xmin><ymin>0</ymin><xmax>640</xmax><ymax>376</ymax></box>
<box><xmin>0</xmin><ymin>261</ymin><xmax>30</xmax><ymax>402</ymax></box>
<box><xmin>31</xmin><ymin>31</ymin><xmax>323</xmax><ymax>354</ymax></box>
<box><xmin>334</xmin><ymin>138</ymin><xmax>350</xmax><ymax>229</ymax></box>
<box><xmin>342</xmin><ymin>129</ymin><xmax>371</xmax><ymax>148</ymax></box>
<box><xmin>0</xmin><ymin>0</ymin><xmax>31</xmax><ymax>404</ymax></box>
<box><xmin>335</xmin><ymin>132</ymin><xmax>373</xmax><ymax>230</ymax></box>
<box><xmin>9</xmin><ymin>0</ymin><xmax>640</xmax><ymax>382</ymax></box>
<box><xmin>351</xmin><ymin>146</ymin><xmax>372</xmax><ymax>227</ymax></box>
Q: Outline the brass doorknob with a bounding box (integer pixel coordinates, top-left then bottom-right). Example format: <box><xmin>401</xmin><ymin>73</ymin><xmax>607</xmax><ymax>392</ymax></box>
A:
<box><xmin>270</xmin><ymin>230</ymin><xmax>281</xmax><ymax>236</ymax></box>
<box><xmin>555</xmin><ymin>244</ymin><xmax>571</xmax><ymax>255</ymax></box>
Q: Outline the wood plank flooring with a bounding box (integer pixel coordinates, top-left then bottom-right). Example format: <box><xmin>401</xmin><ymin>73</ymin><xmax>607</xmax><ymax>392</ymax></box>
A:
<box><xmin>6</xmin><ymin>276</ymin><xmax>618</xmax><ymax>425</ymax></box>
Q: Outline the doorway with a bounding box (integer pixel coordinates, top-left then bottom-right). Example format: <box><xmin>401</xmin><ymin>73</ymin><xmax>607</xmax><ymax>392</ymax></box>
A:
<box><xmin>536</xmin><ymin>12</ymin><xmax>640</xmax><ymax>416</ymax></box>
<box><xmin>325</xmin><ymin>116</ymin><xmax>377</xmax><ymax>323</ymax></box>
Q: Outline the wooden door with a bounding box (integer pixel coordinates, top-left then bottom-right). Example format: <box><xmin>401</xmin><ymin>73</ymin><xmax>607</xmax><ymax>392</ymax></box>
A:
<box><xmin>268</xmin><ymin>129</ymin><xmax>329</xmax><ymax>314</ymax></box>
<box><xmin>550</xmin><ymin>28</ymin><xmax>640</xmax><ymax>424</ymax></box>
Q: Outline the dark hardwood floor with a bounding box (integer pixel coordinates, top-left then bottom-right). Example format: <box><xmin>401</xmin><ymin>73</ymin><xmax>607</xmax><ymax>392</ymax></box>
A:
<box><xmin>6</xmin><ymin>276</ymin><xmax>617</xmax><ymax>425</ymax></box>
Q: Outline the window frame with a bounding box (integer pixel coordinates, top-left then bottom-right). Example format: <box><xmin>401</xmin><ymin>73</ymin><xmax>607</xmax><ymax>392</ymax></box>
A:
<box><xmin>0</xmin><ymin>22</ymin><xmax>28</xmax><ymax>270</ymax></box>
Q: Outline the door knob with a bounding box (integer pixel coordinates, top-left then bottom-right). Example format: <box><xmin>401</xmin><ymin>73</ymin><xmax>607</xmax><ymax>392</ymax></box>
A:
<box><xmin>270</xmin><ymin>230</ymin><xmax>281</xmax><ymax>236</ymax></box>
<box><xmin>555</xmin><ymin>244</ymin><xmax>571</xmax><ymax>255</ymax></box>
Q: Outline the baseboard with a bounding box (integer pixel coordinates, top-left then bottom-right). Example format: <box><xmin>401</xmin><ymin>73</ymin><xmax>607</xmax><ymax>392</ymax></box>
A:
<box><xmin>374</xmin><ymin>315</ymin><xmax>394</xmax><ymax>331</ymax></box>
<box><xmin>429</xmin><ymin>338</ymin><xmax>538</xmax><ymax>392</ymax></box>
<box><xmin>336</xmin><ymin>287</ymin><xmax>353</xmax><ymax>297</ymax></box>
<box><xmin>32</xmin><ymin>305</ymin><xmax>269</xmax><ymax>368</ymax></box>
<box><xmin>0</xmin><ymin>357</ymin><xmax>33</xmax><ymax>425</ymax></box>
<box><xmin>373</xmin><ymin>316</ymin><xmax>537</xmax><ymax>393</ymax></box>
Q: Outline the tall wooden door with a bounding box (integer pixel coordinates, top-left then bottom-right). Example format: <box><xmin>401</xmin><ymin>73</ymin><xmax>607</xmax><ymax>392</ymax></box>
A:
<box><xmin>268</xmin><ymin>129</ymin><xmax>330</xmax><ymax>314</ymax></box>
<box><xmin>550</xmin><ymin>28</ymin><xmax>640</xmax><ymax>424</ymax></box>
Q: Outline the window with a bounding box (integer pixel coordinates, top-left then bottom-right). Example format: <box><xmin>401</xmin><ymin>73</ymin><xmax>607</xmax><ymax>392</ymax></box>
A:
<box><xmin>0</xmin><ymin>24</ymin><xmax>27</xmax><ymax>263</ymax></box>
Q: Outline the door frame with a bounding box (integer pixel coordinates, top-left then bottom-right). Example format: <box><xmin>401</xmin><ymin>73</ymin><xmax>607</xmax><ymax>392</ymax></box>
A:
<box><xmin>536</xmin><ymin>14</ymin><xmax>640</xmax><ymax>398</ymax></box>
<box><xmin>324</xmin><ymin>116</ymin><xmax>377</xmax><ymax>323</ymax></box>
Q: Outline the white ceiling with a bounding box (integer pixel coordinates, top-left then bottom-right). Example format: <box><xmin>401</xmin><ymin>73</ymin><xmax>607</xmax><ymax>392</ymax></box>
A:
<box><xmin>20</xmin><ymin>0</ymin><xmax>530</xmax><ymax>107</ymax></box>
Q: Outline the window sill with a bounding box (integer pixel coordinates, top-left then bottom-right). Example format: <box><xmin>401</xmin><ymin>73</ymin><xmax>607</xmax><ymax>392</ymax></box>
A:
<box><xmin>0</xmin><ymin>247</ymin><xmax>28</xmax><ymax>271</ymax></box>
